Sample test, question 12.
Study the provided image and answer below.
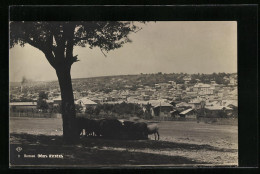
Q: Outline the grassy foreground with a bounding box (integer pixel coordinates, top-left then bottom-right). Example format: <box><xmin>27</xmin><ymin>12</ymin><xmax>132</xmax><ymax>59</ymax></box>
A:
<box><xmin>9</xmin><ymin>117</ymin><xmax>238</xmax><ymax>167</ymax></box>
<box><xmin>10</xmin><ymin>133</ymin><xmax>209</xmax><ymax>167</ymax></box>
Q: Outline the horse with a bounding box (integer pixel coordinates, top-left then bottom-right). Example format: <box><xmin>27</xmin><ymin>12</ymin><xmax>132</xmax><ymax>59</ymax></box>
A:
<box><xmin>147</xmin><ymin>124</ymin><xmax>159</xmax><ymax>140</ymax></box>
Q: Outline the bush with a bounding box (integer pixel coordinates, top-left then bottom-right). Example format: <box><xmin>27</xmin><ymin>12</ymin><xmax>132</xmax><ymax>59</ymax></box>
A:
<box><xmin>85</xmin><ymin>102</ymin><xmax>144</xmax><ymax>118</ymax></box>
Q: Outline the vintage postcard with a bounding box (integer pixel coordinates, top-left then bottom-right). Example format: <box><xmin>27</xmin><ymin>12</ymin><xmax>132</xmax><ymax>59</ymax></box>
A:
<box><xmin>9</xmin><ymin>20</ymin><xmax>238</xmax><ymax>167</ymax></box>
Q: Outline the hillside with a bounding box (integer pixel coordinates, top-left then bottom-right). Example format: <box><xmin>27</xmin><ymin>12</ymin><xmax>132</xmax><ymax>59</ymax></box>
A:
<box><xmin>10</xmin><ymin>72</ymin><xmax>236</xmax><ymax>95</ymax></box>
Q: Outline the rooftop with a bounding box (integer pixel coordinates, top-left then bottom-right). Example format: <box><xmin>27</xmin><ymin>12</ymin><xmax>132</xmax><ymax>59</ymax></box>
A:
<box><xmin>194</xmin><ymin>83</ymin><xmax>211</xmax><ymax>88</ymax></box>
<box><xmin>75</xmin><ymin>97</ymin><xmax>97</xmax><ymax>105</ymax></box>
<box><xmin>10</xmin><ymin>102</ymin><xmax>37</xmax><ymax>106</ymax></box>
<box><xmin>180</xmin><ymin>108</ymin><xmax>193</xmax><ymax>115</ymax></box>
<box><xmin>205</xmin><ymin>105</ymin><xmax>232</xmax><ymax>110</ymax></box>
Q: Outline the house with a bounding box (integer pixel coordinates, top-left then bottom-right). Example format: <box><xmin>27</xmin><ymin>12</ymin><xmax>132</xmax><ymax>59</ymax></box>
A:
<box><xmin>141</xmin><ymin>100</ymin><xmax>173</xmax><ymax>117</ymax></box>
<box><xmin>143</xmin><ymin>89</ymin><xmax>155</xmax><ymax>96</ymax></box>
<box><xmin>75</xmin><ymin>97</ymin><xmax>97</xmax><ymax>112</ymax></box>
<box><xmin>170</xmin><ymin>100</ymin><xmax>181</xmax><ymax>107</ymax></box>
<box><xmin>179</xmin><ymin>108</ymin><xmax>196</xmax><ymax>118</ymax></box>
<box><xmin>205</xmin><ymin>105</ymin><xmax>233</xmax><ymax>111</ymax></box>
<box><xmin>10</xmin><ymin>102</ymin><xmax>37</xmax><ymax>111</ymax></box>
<box><xmin>73</xmin><ymin>91</ymin><xmax>81</xmax><ymax>100</ymax></box>
<box><xmin>168</xmin><ymin>81</ymin><xmax>177</xmax><ymax>88</ymax></box>
<box><xmin>76</xmin><ymin>97</ymin><xmax>97</xmax><ymax>105</ymax></box>
<box><xmin>210</xmin><ymin>81</ymin><xmax>216</xmax><ymax>85</ymax></box>
<box><xmin>103</xmin><ymin>101</ymin><xmax>125</xmax><ymax>105</ymax></box>
<box><xmin>176</xmin><ymin>102</ymin><xmax>193</xmax><ymax>109</ymax></box>
<box><xmin>141</xmin><ymin>94</ymin><xmax>150</xmax><ymax>101</ymax></box>
<box><xmin>91</xmin><ymin>97</ymin><xmax>104</xmax><ymax>104</ymax></box>
<box><xmin>206</xmin><ymin>100</ymin><xmax>221</xmax><ymax>107</ymax></box>
<box><xmin>183</xmin><ymin>76</ymin><xmax>191</xmax><ymax>84</ymax></box>
<box><xmin>193</xmin><ymin>83</ymin><xmax>213</xmax><ymax>95</ymax></box>
<box><xmin>46</xmin><ymin>100</ymin><xmax>54</xmax><ymax>107</ymax></box>
<box><xmin>176</xmin><ymin>84</ymin><xmax>183</xmax><ymax>90</ymax></box>
<box><xmin>221</xmin><ymin>100</ymin><xmax>238</xmax><ymax>108</ymax></box>
<box><xmin>170</xmin><ymin>109</ymin><xmax>180</xmax><ymax>117</ymax></box>
<box><xmin>205</xmin><ymin>105</ymin><xmax>233</xmax><ymax>117</ymax></box>
<box><xmin>224</xmin><ymin>88</ymin><xmax>238</xmax><ymax>100</ymax></box>
<box><xmin>229</xmin><ymin>77</ymin><xmax>237</xmax><ymax>86</ymax></box>
<box><xmin>153</xmin><ymin>102</ymin><xmax>173</xmax><ymax>117</ymax></box>
<box><xmin>186</xmin><ymin>91</ymin><xmax>197</xmax><ymax>98</ymax></box>
<box><xmin>188</xmin><ymin>99</ymin><xmax>205</xmax><ymax>110</ymax></box>
<box><xmin>155</xmin><ymin>84</ymin><xmax>160</xmax><ymax>89</ymax></box>
<box><xmin>53</xmin><ymin>96</ymin><xmax>62</xmax><ymax>106</ymax></box>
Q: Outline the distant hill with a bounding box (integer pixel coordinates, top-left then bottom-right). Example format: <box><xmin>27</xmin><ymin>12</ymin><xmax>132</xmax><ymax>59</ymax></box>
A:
<box><xmin>10</xmin><ymin>82</ymin><xmax>21</xmax><ymax>87</ymax></box>
<box><xmin>10</xmin><ymin>72</ymin><xmax>236</xmax><ymax>93</ymax></box>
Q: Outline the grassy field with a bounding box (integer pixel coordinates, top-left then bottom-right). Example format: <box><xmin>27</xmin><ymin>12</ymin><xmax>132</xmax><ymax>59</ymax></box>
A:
<box><xmin>9</xmin><ymin>117</ymin><xmax>238</xmax><ymax>167</ymax></box>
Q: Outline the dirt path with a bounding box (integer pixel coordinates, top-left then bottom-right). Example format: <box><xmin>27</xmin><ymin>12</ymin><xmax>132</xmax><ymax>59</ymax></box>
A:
<box><xmin>9</xmin><ymin>117</ymin><xmax>238</xmax><ymax>166</ymax></box>
<box><xmin>99</xmin><ymin>146</ymin><xmax>237</xmax><ymax>165</ymax></box>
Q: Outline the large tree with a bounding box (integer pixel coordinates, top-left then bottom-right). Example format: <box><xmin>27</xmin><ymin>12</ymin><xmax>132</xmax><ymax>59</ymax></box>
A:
<box><xmin>10</xmin><ymin>21</ymin><xmax>142</xmax><ymax>143</ymax></box>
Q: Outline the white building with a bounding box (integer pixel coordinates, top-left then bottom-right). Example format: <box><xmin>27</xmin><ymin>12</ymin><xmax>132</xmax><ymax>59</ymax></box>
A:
<box><xmin>75</xmin><ymin>97</ymin><xmax>97</xmax><ymax>112</ymax></box>
<box><xmin>194</xmin><ymin>83</ymin><xmax>214</xmax><ymax>95</ymax></box>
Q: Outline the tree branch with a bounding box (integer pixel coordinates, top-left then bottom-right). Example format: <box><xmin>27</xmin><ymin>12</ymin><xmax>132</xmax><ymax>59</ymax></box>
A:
<box><xmin>133</xmin><ymin>27</ymin><xmax>143</xmax><ymax>33</ymax></box>
<box><xmin>64</xmin><ymin>24</ymin><xmax>76</xmax><ymax>64</ymax></box>
<box><xmin>100</xmin><ymin>48</ymin><xmax>107</xmax><ymax>57</ymax></box>
<box><xmin>43</xmin><ymin>50</ymin><xmax>57</xmax><ymax>69</ymax></box>
<box><xmin>23</xmin><ymin>38</ymin><xmax>57</xmax><ymax>69</ymax></box>
<box><xmin>73</xmin><ymin>36</ymin><xmax>89</xmax><ymax>44</ymax></box>
<box><xmin>24</xmin><ymin>38</ymin><xmax>44</xmax><ymax>52</ymax></box>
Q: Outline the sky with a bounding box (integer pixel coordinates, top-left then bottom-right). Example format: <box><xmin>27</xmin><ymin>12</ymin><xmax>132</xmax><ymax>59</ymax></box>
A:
<box><xmin>9</xmin><ymin>21</ymin><xmax>237</xmax><ymax>82</ymax></box>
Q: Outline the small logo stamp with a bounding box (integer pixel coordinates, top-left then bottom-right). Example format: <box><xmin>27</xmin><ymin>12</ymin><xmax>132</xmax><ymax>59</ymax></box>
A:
<box><xmin>16</xmin><ymin>147</ymin><xmax>22</xmax><ymax>152</ymax></box>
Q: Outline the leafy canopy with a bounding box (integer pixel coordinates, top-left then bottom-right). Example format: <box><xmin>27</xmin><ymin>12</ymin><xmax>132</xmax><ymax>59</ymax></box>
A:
<box><xmin>10</xmin><ymin>21</ymin><xmax>142</xmax><ymax>69</ymax></box>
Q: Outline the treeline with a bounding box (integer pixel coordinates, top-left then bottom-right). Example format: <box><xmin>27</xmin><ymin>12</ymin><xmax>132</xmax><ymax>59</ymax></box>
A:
<box><xmin>190</xmin><ymin>72</ymin><xmax>232</xmax><ymax>85</ymax></box>
<box><xmin>84</xmin><ymin>102</ymin><xmax>144</xmax><ymax>117</ymax></box>
<box><xmin>10</xmin><ymin>72</ymin><xmax>236</xmax><ymax>97</ymax></box>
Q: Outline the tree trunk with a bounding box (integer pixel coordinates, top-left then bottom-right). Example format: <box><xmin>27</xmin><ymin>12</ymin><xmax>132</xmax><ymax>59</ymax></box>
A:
<box><xmin>56</xmin><ymin>65</ymin><xmax>79</xmax><ymax>144</ymax></box>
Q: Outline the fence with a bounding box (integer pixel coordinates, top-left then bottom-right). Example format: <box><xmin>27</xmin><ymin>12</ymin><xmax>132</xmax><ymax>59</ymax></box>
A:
<box><xmin>10</xmin><ymin>112</ymin><xmax>238</xmax><ymax>125</ymax></box>
<box><xmin>197</xmin><ymin>117</ymin><xmax>238</xmax><ymax>125</ymax></box>
<box><xmin>151</xmin><ymin>117</ymin><xmax>197</xmax><ymax>121</ymax></box>
<box><xmin>76</xmin><ymin>113</ymin><xmax>133</xmax><ymax>119</ymax></box>
<box><xmin>150</xmin><ymin>116</ymin><xmax>237</xmax><ymax>125</ymax></box>
<box><xmin>10</xmin><ymin>112</ymin><xmax>62</xmax><ymax>118</ymax></box>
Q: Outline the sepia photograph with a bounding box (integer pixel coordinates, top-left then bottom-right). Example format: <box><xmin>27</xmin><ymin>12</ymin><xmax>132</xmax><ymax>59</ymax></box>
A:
<box><xmin>9</xmin><ymin>21</ymin><xmax>238</xmax><ymax>167</ymax></box>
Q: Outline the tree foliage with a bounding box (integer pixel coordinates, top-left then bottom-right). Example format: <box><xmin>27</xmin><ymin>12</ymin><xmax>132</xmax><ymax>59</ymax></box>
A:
<box><xmin>10</xmin><ymin>21</ymin><xmax>144</xmax><ymax>143</ymax></box>
<box><xmin>38</xmin><ymin>91</ymin><xmax>48</xmax><ymax>100</ymax></box>
<box><xmin>37</xmin><ymin>91</ymin><xmax>49</xmax><ymax>111</ymax></box>
<box><xmin>144</xmin><ymin>103</ymin><xmax>152</xmax><ymax>119</ymax></box>
<box><xmin>10</xmin><ymin>21</ymin><xmax>142</xmax><ymax>69</ymax></box>
<box><xmin>93</xmin><ymin>102</ymin><xmax>144</xmax><ymax>116</ymax></box>
<box><xmin>37</xmin><ymin>99</ymin><xmax>49</xmax><ymax>111</ymax></box>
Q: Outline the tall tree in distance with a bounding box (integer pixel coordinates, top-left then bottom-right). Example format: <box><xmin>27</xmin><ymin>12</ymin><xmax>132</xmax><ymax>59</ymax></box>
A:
<box><xmin>10</xmin><ymin>21</ymin><xmax>143</xmax><ymax>143</ymax></box>
<box><xmin>37</xmin><ymin>91</ymin><xmax>49</xmax><ymax>112</ymax></box>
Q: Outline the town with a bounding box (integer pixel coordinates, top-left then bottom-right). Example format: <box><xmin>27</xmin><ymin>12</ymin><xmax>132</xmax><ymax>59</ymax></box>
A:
<box><xmin>10</xmin><ymin>72</ymin><xmax>237</xmax><ymax>120</ymax></box>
